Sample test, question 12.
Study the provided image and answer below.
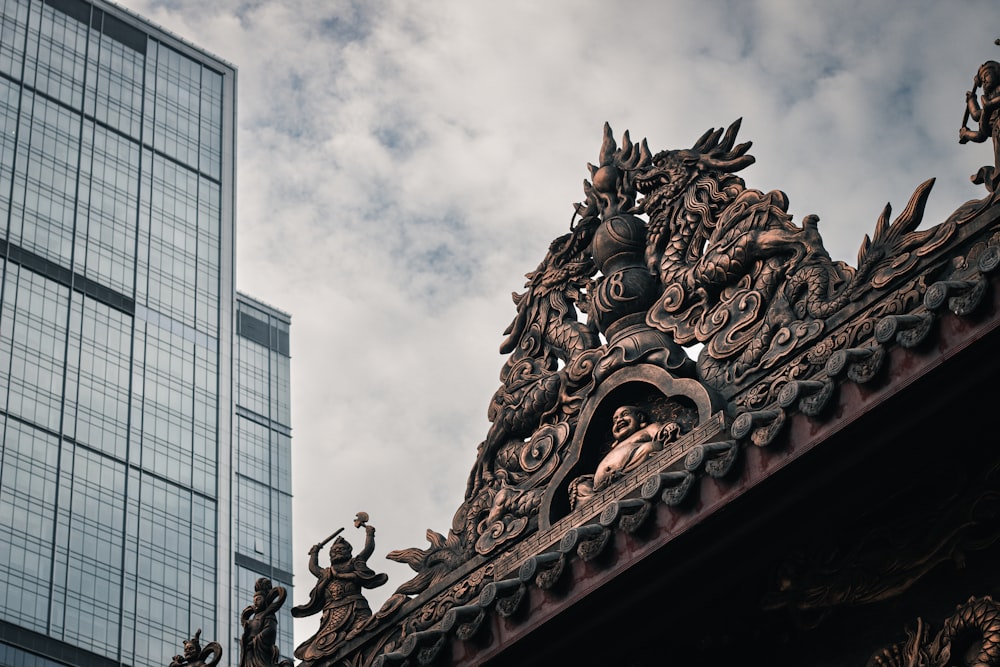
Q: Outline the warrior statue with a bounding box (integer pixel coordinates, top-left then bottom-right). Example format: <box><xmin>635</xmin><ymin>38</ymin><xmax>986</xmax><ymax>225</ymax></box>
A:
<box><xmin>960</xmin><ymin>58</ymin><xmax>1000</xmax><ymax>192</ymax></box>
<box><xmin>169</xmin><ymin>629</ymin><xmax>222</xmax><ymax>667</ymax></box>
<box><xmin>292</xmin><ymin>513</ymin><xmax>388</xmax><ymax>666</ymax></box>
<box><xmin>239</xmin><ymin>577</ymin><xmax>293</xmax><ymax>667</ymax></box>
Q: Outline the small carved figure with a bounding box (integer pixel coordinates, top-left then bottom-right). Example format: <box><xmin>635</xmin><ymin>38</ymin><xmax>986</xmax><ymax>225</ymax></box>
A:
<box><xmin>960</xmin><ymin>60</ymin><xmax>1000</xmax><ymax>192</ymax></box>
<box><xmin>240</xmin><ymin>578</ymin><xmax>293</xmax><ymax>667</ymax></box>
<box><xmin>570</xmin><ymin>405</ymin><xmax>680</xmax><ymax>508</ymax></box>
<box><xmin>169</xmin><ymin>629</ymin><xmax>222</xmax><ymax>667</ymax></box>
<box><xmin>291</xmin><ymin>514</ymin><xmax>389</xmax><ymax>666</ymax></box>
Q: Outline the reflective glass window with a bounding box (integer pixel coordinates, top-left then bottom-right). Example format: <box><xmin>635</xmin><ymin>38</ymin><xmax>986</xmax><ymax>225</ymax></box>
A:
<box><xmin>198</xmin><ymin>67</ymin><xmax>222</xmax><ymax>179</ymax></box>
<box><xmin>139</xmin><ymin>155</ymin><xmax>199</xmax><ymax>328</ymax></box>
<box><xmin>63</xmin><ymin>294</ymin><xmax>132</xmax><ymax>459</ymax></box>
<box><xmin>149</xmin><ymin>43</ymin><xmax>202</xmax><ymax>170</ymax></box>
<box><xmin>0</xmin><ymin>420</ymin><xmax>58</xmax><ymax>632</ymax></box>
<box><xmin>75</xmin><ymin>121</ymin><xmax>140</xmax><ymax>294</ymax></box>
<box><xmin>0</xmin><ymin>0</ymin><xmax>29</xmax><ymax>79</ymax></box>
<box><xmin>85</xmin><ymin>27</ymin><xmax>145</xmax><ymax>139</ymax></box>
<box><xmin>10</xmin><ymin>92</ymin><xmax>81</xmax><ymax>268</ymax></box>
<box><xmin>135</xmin><ymin>324</ymin><xmax>196</xmax><ymax>487</ymax></box>
<box><xmin>55</xmin><ymin>447</ymin><xmax>125</xmax><ymax>656</ymax></box>
<box><xmin>24</xmin><ymin>0</ymin><xmax>89</xmax><ymax>110</ymax></box>
<box><xmin>4</xmin><ymin>264</ymin><xmax>69</xmax><ymax>432</ymax></box>
<box><xmin>0</xmin><ymin>77</ymin><xmax>20</xmax><ymax>228</ymax></box>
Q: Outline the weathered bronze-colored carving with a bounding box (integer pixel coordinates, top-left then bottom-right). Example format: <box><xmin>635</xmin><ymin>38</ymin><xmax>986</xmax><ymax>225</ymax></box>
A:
<box><xmin>869</xmin><ymin>597</ymin><xmax>1000</xmax><ymax>667</ymax></box>
<box><xmin>365</xmin><ymin>111</ymin><xmax>988</xmax><ymax>650</ymax></box>
<box><xmin>291</xmin><ymin>515</ymin><xmax>389</xmax><ymax>665</ymax></box>
<box><xmin>538</xmin><ymin>365</ymin><xmax>715</xmax><ymax>529</ymax></box>
<box><xmin>960</xmin><ymin>58</ymin><xmax>1000</xmax><ymax>192</ymax></box>
<box><xmin>467</xmin><ymin>224</ymin><xmax>601</xmax><ymax>502</ymax></box>
<box><xmin>239</xmin><ymin>578</ymin><xmax>293</xmax><ymax>667</ymax></box>
<box><xmin>631</xmin><ymin>119</ymin><xmax>953</xmax><ymax>391</ymax></box>
<box><xmin>404</xmin><ymin>111</ymin><xmax>965</xmax><ymax>576</ymax></box>
<box><xmin>568</xmin><ymin>405</ymin><xmax>680</xmax><ymax>509</ymax></box>
<box><xmin>169</xmin><ymin>630</ymin><xmax>222</xmax><ymax>667</ymax></box>
<box><xmin>383</xmin><ymin>527</ymin><xmax>464</xmax><ymax>600</ymax></box>
<box><xmin>578</xmin><ymin>125</ymin><xmax>693</xmax><ymax>378</ymax></box>
<box><xmin>312</xmin><ymin>44</ymin><xmax>1000</xmax><ymax>667</ymax></box>
<box><xmin>459</xmin><ymin>223</ymin><xmax>605</xmax><ymax>556</ymax></box>
<box><xmin>408</xmin><ymin>563</ymin><xmax>493</xmax><ymax>633</ymax></box>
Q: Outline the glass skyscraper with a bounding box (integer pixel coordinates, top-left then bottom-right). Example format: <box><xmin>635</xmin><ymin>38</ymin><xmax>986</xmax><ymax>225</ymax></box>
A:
<box><xmin>0</xmin><ymin>0</ymin><xmax>292</xmax><ymax>666</ymax></box>
<box><xmin>232</xmin><ymin>293</ymin><xmax>292</xmax><ymax>665</ymax></box>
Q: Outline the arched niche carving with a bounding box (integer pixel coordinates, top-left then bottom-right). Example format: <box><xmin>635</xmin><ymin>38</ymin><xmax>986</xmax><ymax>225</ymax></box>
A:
<box><xmin>540</xmin><ymin>364</ymin><xmax>718</xmax><ymax>529</ymax></box>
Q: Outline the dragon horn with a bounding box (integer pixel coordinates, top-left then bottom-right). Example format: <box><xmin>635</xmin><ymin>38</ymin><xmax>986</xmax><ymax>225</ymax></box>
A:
<box><xmin>599</xmin><ymin>122</ymin><xmax>616</xmax><ymax>167</ymax></box>
<box><xmin>718</xmin><ymin>118</ymin><xmax>743</xmax><ymax>153</ymax></box>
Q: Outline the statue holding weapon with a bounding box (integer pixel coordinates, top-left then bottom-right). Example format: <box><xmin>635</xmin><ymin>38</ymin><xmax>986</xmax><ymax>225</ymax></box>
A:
<box><xmin>960</xmin><ymin>43</ymin><xmax>1000</xmax><ymax>193</ymax></box>
<box><xmin>291</xmin><ymin>513</ymin><xmax>388</xmax><ymax>666</ymax></box>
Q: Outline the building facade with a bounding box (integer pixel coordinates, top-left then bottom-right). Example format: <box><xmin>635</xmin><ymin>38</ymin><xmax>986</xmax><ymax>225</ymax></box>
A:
<box><xmin>232</xmin><ymin>293</ymin><xmax>293</xmax><ymax>665</ymax></box>
<box><xmin>0</xmin><ymin>1</ymin><xmax>291</xmax><ymax>665</ymax></box>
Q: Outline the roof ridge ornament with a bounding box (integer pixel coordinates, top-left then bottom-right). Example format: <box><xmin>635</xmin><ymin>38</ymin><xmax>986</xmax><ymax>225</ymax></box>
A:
<box><xmin>310</xmin><ymin>43</ymin><xmax>1000</xmax><ymax>665</ymax></box>
<box><xmin>369</xmin><ymin>105</ymin><xmax>993</xmax><ymax>601</ymax></box>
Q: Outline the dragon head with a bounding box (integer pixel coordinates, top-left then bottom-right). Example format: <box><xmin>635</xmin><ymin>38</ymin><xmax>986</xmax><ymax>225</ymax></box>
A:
<box><xmin>634</xmin><ymin>118</ymin><xmax>756</xmax><ymax>218</ymax></box>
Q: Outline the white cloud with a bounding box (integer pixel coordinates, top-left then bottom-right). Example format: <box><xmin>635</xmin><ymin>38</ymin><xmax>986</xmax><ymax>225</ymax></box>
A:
<box><xmin>125</xmin><ymin>0</ymin><xmax>1000</xmax><ymax>646</ymax></box>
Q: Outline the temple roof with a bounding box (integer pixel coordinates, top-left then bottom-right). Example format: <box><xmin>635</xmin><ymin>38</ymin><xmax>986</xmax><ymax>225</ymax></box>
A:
<box><xmin>291</xmin><ymin>58</ymin><xmax>1000</xmax><ymax>665</ymax></box>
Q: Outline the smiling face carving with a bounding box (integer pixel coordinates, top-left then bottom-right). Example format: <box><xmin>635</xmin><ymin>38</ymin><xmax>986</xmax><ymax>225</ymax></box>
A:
<box><xmin>611</xmin><ymin>405</ymin><xmax>647</xmax><ymax>443</ymax></box>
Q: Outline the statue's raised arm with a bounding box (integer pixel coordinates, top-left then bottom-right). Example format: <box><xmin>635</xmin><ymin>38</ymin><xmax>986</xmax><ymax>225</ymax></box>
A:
<box><xmin>354</xmin><ymin>511</ymin><xmax>376</xmax><ymax>561</ymax></box>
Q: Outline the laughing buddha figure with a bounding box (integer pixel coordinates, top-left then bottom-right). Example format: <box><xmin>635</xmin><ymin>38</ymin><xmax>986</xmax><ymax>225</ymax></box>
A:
<box><xmin>569</xmin><ymin>405</ymin><xmax>680</xmax><ymax>509</ymax></box>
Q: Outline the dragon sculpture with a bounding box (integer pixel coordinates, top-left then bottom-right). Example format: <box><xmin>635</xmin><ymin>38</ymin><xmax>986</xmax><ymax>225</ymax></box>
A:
<box><xmin>868</xmin><ymin>596</ymin><xmax>1000</xmax><ymax>667</ymax></box>
<box><xmin>376</xmin><ymin>117</ymin><xmax>969</xmax><ymax>611</ymax></box>
<box><xmin>374</xmin><ymin>218</ymin><xmax>607</xmax><ymax>606</ymax></box>
<box><xmin>462</xmin><ymin>218</ymin><xmax>607</xmax><ymax>555</ymax></box>
<box><xmin>629</xmin><ymin>119</ymin><xmax>952</xmax><ymax>390</ymax></box>
<box><xmin>466</xmin><ymin>222</ymin><xmax>602</xmax><ymax>500</ymax></box>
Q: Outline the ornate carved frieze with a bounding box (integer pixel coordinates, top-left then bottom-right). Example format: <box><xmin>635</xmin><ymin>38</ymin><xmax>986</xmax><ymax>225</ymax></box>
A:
<box><xmin>311</xmin><ymin>46</ymin><xmax>1000</xmax><ymax>667</ymax></box>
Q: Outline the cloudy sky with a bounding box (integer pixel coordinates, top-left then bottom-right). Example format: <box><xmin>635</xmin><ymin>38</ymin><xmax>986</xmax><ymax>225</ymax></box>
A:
<box><xmin>124</xmin><ymin>0</ymin><xmax>997</xmax><ymax>644</ymax></box>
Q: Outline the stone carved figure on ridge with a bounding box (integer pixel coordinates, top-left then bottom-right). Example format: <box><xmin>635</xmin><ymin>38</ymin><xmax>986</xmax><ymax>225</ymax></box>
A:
<box><xmin>239</xmin><ymin>577</ymin><xmax>293</xmax><ymax>667</ymax></box>
<box><xmin>960</xmin><ymin>59</ymin><xmax>1000</xmax><ymax>193</ymax></box>
<box><xmin>292</xmin><ymin>514</ymin><xmax>388</xmax><ymax>666</ymax></box>
<box><xmin>569</xmin><ymin>405</ymin><xmax>680</xmax><ymax>509</ymax></box>
<box><xmin>169</xmin><ymin>629</ymin><xmax>222</xmax><ymax>667</ymax></box>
